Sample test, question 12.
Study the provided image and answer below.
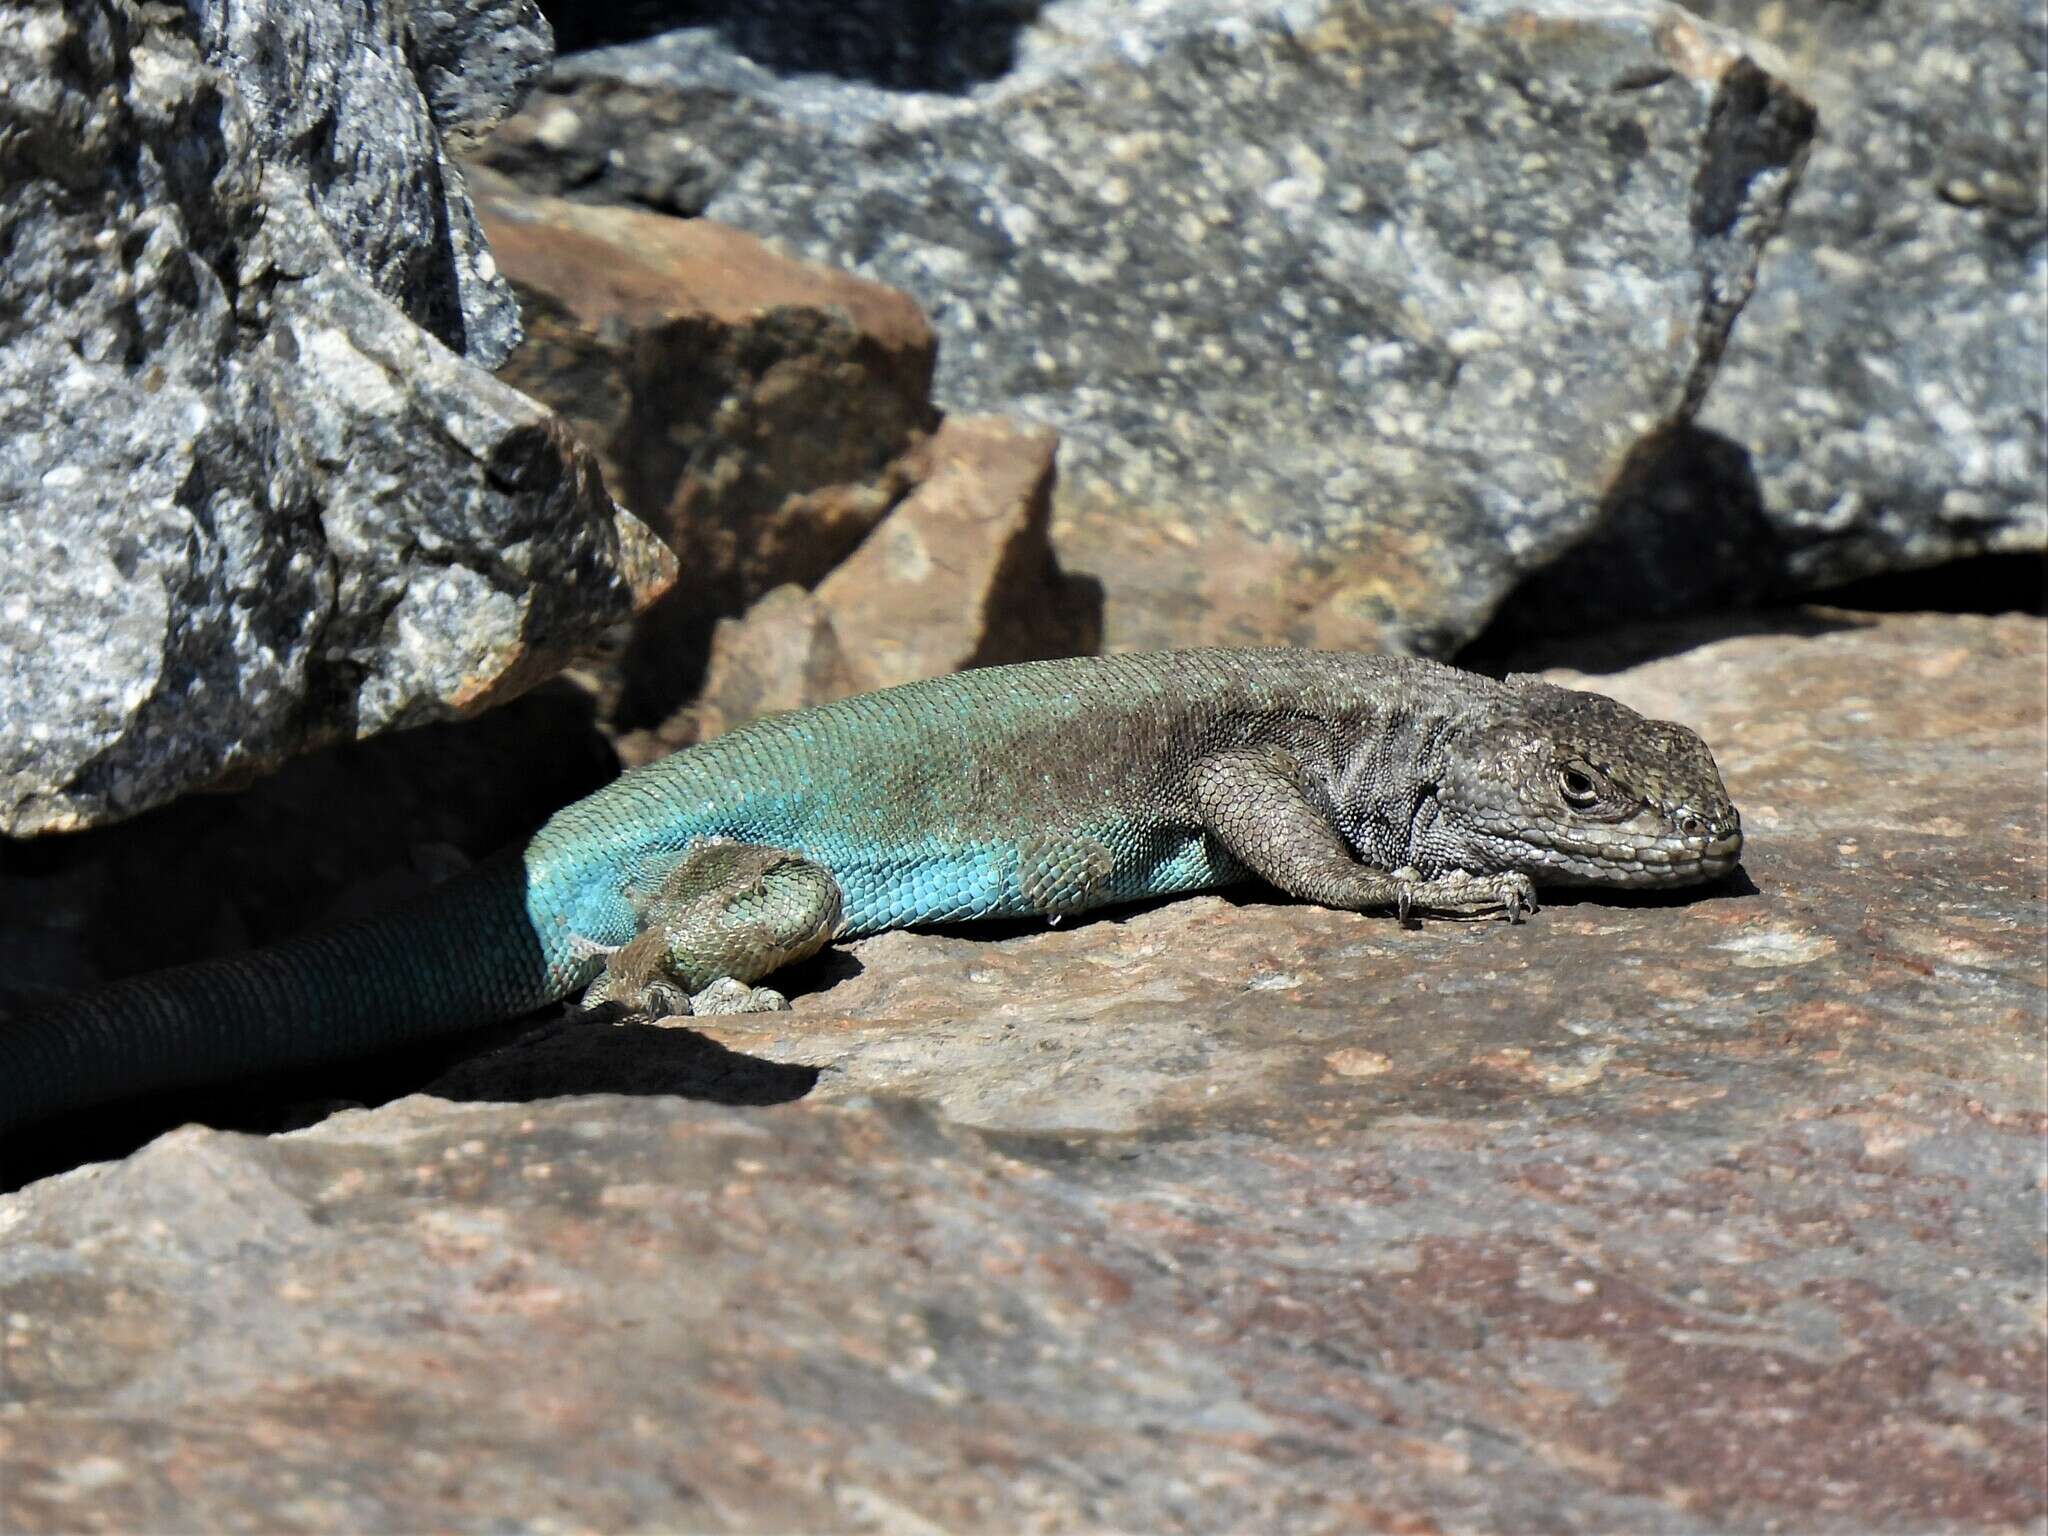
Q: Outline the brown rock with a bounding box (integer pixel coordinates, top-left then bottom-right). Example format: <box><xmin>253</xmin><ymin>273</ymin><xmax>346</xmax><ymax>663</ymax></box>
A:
<box><xmin>475</xmin><ymin>165</ymin><xmax>934</xmax><ymax>575</ymax></box>
<box><xmin>472</xmin><ymin>166</ymin><xmax>938</xmax><ymax>720</ymax></box>
<box><xmin>817</xmin><ymin>415</ymin><xmax>1099</xmax><ymax>690</ymax></box>
<box><xmin>4</xmin><ymin>612</ymin><xmax>2042</xmax><ymax>1532</ymax></box>
<box><xmin>624</xmin><ymin>416</ymin><xmax>1103</xmax><ymax>750</ymax></box>
<box><xmin>617</xmin><ymin>583</ymin><xmax>864</xmax><ymax>765</ymax></box>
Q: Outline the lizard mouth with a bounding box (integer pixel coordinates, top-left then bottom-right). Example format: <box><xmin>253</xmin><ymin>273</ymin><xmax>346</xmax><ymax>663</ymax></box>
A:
<box><xmin>1528</xmin><ymin>828</ymin><xmax>1743</xmax><ymax>888</ymax></box>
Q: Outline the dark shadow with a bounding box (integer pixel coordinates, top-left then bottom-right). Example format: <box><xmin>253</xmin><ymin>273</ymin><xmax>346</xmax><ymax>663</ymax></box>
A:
<box><xmin>0</xmin><ymin>1002</ymin><xmax>820</xmax><ymax>1194</ymax></box>
<box><xmin>539</xmin><ymin>1</ymin><xmax>1048</xmax><ymax>93</ymax></box>
<box><xmin>792</xmin><ymin>943</ymin><xmax>868</xmax><ymax>992</ymax></box>
<box><xmin>1808</xmin><ymin>553</ymin><xmax>2046</xmax><ymax>617</ymax></box>
<box><xmin>0</xmin><ymin>682</ymin><xmax>619</xmax><ymax>1192</ymax></box>
<box><xmin>1538</xmin><ymin>863</ymin><xmax>1759</xmax><ymax>910</ymax></box>
<box><xmin>0</xmin><ymin>680</ymin><xmax>617</xmax><ymax>979</ymax></box>
<box><xmin>1473</xmin><ymin>423</ymin><xmax>1784</xmax><ymax>653</ymax></box>
<box><xmin>1459</xmin><ymin>606</ymin><xmax>1875</xmax><ymax>677</ymax></box>
<box><xmin>1466</xmin><ymin>421</ymin><xmax>2045</xmax><ymax>673</ymax></box>
<box><xmin>420</xmin><ymin>1015</ymin><xmax>821</xmax><ymax>1106</ymax></box>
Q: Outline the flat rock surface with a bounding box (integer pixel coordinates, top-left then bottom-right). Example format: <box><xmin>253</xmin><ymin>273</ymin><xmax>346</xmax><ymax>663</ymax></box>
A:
<box><xmin>3</xmin><ymin>610</ymin><xmax>2043</xmax><ymax>1532</ymax></box>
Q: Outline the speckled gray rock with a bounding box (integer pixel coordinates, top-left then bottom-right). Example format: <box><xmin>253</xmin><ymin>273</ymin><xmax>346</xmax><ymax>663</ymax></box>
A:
<box><xmin>2</xmin><ymin>610</ymin><xmax>2041</xmax><ymax>1532</ymax></box>
<box><xmin>403</xmin><ymin>0</ymin><xmax>553</xmax><ymax>151</ymax></box>
<box><xmin>0</xmin><ymin>3</ymin><xmax>671</xmax><ymax>835</ymax></box>
<box><xmin>1689</xmin><ymin>0</ymin><xmax>2045</xmax><ymax>583</ymax></box>
<box><xmin>186</xmin><ymin>0</ymin><xmax>540</xmax><ymax>367</ymax></box>
<box><xmin>1485</xmin><ymin>0</ymin><xmax>2045</xmax><ymax>640</ymax></box>
<box><xmin>487</xmin><ymin>0</ymin><xmax>1813</xmax><ymax>653</ymax></box>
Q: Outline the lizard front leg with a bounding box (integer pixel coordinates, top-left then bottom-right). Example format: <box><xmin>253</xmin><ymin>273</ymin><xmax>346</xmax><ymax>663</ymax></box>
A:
<box><xmin>1190</xmin><ymin>747</ymin><xmax>1535</xmax><ymax>923</ymax></box>
<box><xmin>580</xmin><ymin>840</ymin><xmax>844</xmax><ymax>1019</ymax></box>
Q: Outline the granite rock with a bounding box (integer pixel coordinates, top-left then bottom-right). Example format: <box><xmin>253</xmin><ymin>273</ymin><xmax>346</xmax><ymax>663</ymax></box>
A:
<box><xmin>1492</xmin><ymin>0</ymin><xmax>2046</xmax><ymax>639</ymax></box>
<box><xmin>3</xmin><ymin>610</ymin><xmax>2041</xmax><ymax>1531</ymax></box>
<box><xmin>0</xmin><ymin>1</ymin><xmax>670</xmax><ymax>836</ymax></box>
<box><xmin>187</xmin><ymin>0</ymin><xmax>539</xmax><ymax>366</ymax></box>
<box><xmin>403</xmin><ymin>0</ymin><xmax>555</xmax><ymax>154</ymax></box>
<box><xmin>1686</xmin><ymin>0</ymin><xmax>2045</xmax><ymax>584</ymax></box>
<box><xmin>482</xmin><ymin>0</ymin><xmax>1813</xmax><ymax>653</ymax></box>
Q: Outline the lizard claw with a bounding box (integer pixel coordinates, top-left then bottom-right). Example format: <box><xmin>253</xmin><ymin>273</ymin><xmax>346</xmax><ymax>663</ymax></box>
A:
<box><xmin>1392</xmin><ymin>866</ymin><xmax>1419</xmax><ymax>928</ymax></box>
<box><xmin>1392</xmin><ymin>870</ymin><xmax>1538</xmax><ymax>923</ymax></box>
<box><xmin>1498</xmin><ymin>873</ymin><xmax>1538</xmax><ymax>923</ymax></box>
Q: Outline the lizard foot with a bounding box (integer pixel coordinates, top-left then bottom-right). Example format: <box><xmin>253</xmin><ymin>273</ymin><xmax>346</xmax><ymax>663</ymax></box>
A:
<box><xmin>578</xmin><ymin>973</ymin><xmax>790</xmax><ymax>1022</ymax></box>
<box><xmin>580</xmin><ymin>841</ymin><xmax>841</xmax><ymax>1021</ymax></box>
<box><xmin>686</xmin><ymin>977</ymin><xmax>792</xmax><ymax>1016</ymax></box>
<box><xmin>576</xmin><ymin>969</ymin><xmax>691</xmax><ymax>1023</ymax></box>
<box><xmin>1395</xmin><ymin>869</ymin><xmax>1538</xmax><ymax>924</ymax></box>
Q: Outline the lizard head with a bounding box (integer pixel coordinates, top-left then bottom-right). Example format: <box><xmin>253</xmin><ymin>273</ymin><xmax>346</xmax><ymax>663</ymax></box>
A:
<box><xmin>1431</xmin><ymin>680</ymin><xmax>1742</xmax><ymax>889</ymax></box>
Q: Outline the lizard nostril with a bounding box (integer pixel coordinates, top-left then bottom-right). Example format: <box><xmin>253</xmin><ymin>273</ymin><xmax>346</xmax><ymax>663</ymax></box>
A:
<box><xmin>1677</xmin><ymin>812</ymin><xmax>1705</xmax><ymax>838</ymax></box>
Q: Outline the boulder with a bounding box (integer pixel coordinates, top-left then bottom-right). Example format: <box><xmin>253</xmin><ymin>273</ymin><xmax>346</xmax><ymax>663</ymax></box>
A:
<box><xmin>480</xmin><ymin>0</ymin><xmax>1814</xmax><ymax>652</ymax></box>
<box><xmin>474</xmin><ymin>168</ymin><xmax>937</xmax><ymax>600</ymax></box>
<box><xmin>1492</xmin><ymin>0</ymin><xmax>2045</xmax><ymax>638</ymax></box>
<box><xmin>631</xmin><ymin>416</ymin><xmax>1101</xmax><ymax>753</ymax></box>
<box><xmin>1687</xmin><ymin>0</ymin><xmax>2044</xmax><ymax>585</ymax></box>
<box><xmin>0</xmin><ymin>1</ymin><xmax>670</xmax><ymax>836</ymax></box>
<box><xmin>814</xmin><ymin>415</ymin><xmax>1096</xmax><ymax>692</ymax></box>
<box><xmin>472</xmin><ymin>167</ymin><xmax>948</xmax><ymax>721</ymax></box>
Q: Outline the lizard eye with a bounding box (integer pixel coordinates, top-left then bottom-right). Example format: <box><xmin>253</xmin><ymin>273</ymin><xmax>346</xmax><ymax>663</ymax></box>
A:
<box><xmin>1557</xmin><ymin>766</ymin><xmax>1600</xmax><ymax>808</ymax></box>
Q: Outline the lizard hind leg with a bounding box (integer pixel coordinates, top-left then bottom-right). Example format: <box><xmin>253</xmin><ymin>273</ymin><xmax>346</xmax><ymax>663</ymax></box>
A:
<box><xmin>579</xmin><ymin>840</ymin><xmax>843</xmax><ymax>1020</ymax></box>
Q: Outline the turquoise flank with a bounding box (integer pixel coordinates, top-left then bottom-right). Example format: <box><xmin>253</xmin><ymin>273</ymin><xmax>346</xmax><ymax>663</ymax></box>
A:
<box><xmin>832</xmin><ymin>843</ymin><xmax>1026</xmax><ymax>934</ymax></box>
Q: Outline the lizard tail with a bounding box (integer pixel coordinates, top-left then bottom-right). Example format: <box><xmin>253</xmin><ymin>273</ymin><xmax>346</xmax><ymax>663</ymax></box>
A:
<box><xmin>0</xmin><ymin>853</ymin><xmax>588</xmax><ymax>1133</ymax></box>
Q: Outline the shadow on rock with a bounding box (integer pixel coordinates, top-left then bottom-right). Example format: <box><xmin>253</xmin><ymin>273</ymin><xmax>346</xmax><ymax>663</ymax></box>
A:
<box><xmin>1463</xmin><ymin>605</ymin><xmax>1877</xmax><ymax>676</ymax></box>
<box><xmin>1471</xmin><ymin>423</ymin><xmax>1787</xmax><ymax>652</ymax></box>
<box><xmin>540</xmin><ymin>1</ymin><xmax>1046</xmax><ymax>93</ymax></box>
<box><xmin>419</xmin><ymin>1016</ymin><xmax>820</xmax><ymax>1107</ymax></box>
<box><xmin>0</xmin><ymin>1007</ymin><xmax>823</xmax><ymax>1194</ymax></box>
<box><xmin>1541</xmin><ymin>864</ymin><xmax>1760</xmax><ymax>911</ymax></box>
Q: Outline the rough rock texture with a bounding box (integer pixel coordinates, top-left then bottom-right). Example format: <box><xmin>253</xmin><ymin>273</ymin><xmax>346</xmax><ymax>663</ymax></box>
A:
<box><xmin>5</xmin><ymin>610</ymin><xmax>2042</xmax><ymax>1531</ymax></box>
<box><xmin>476</xmin><ymin>167</ymin><xmax>936</xmax><ymax>595</ymax></box>
<box><xmin>474</xmin><ymin>166</ymin><xmax>948</xmax><ymax>721</ymax></box>
<box><xmin>189</xmin><ymin>0</ymin><xmax>542</xmax><ymax>367</ymax></box>
<box><xmin>0</xmin><ymin>2</ymin><xmax>670</xmax><ymax>836</ymax></box>
<box><xmin>1491</xmin><ymin>0</ymin><xmax>2047</xmax><ymax>639</ymax></box>
<box><xmin>479</xmin><ymin>0</ymin><xmax>1814</xmax><ymax>653</ymax></box>
<box><xmin>626</xmin><ymin>416</ymin><xmax>1101</xmax><ymax>758</ymax></box>
<box><xmin>654</xmin><ymin>584</ymin><xmax>871</xmax><ymax>760</ymax></box>
<box><xmin>1686</xmin><ymin>0</ymin><xmax>2044</xmax><ymax>583</ymax></box>
<box><xmin>815</xmin><ymin>416</ymin><xmax>1091</xmax><ymax>688</ymax></box>
<box><xmin>404</xmin><ymin>0</ymin><xmax>555</xmax><ymax>155</ymax></box>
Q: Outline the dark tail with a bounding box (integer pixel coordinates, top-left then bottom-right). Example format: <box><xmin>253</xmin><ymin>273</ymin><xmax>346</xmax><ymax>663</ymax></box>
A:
<box><xmin>0</xmin><ymin>855</ymin><xmax>582</xmax><ymax>1133</ymax></box>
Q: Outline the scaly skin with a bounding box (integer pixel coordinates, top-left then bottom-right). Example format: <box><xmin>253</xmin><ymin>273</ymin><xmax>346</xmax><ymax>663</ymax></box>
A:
<box><xmin>0</xmin><ymin>650</ymin><xmax>1741</xmax><ymax>1130</ymax></box>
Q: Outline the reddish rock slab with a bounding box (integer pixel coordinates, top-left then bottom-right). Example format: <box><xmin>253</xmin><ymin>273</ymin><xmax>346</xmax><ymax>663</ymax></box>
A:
<box><xmin>626</xmin><ymin>415</ymin><xmax>1099</xmax><ymax>756</ymax></box>
<box><xmin>477</xmin><ymin>165</ymin><xmax>936</xmax><ymax>581</ymax></box>
<box><xmin>1</xmin><ymin>611</ymin><xmax>2042</xmax><ymax>1532</ymax></box>
<box><xmin>474</xmin><ymin>166</ymin><xmax>939</xmax><ymax>722</ymax></box>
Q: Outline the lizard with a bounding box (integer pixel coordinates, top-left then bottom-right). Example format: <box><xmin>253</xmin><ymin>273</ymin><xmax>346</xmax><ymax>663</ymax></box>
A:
<box><xmin>0</xmin><ymin>649</ymin><xmax>1741</xmax><ymax>1132</ymax></box>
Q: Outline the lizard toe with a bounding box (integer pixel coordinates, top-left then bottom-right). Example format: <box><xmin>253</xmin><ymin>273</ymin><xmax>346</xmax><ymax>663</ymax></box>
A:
<box><xmin>688</xmin><ymin>977</ymin><xmax>791</xmax><ymax>1016</ymax></box>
